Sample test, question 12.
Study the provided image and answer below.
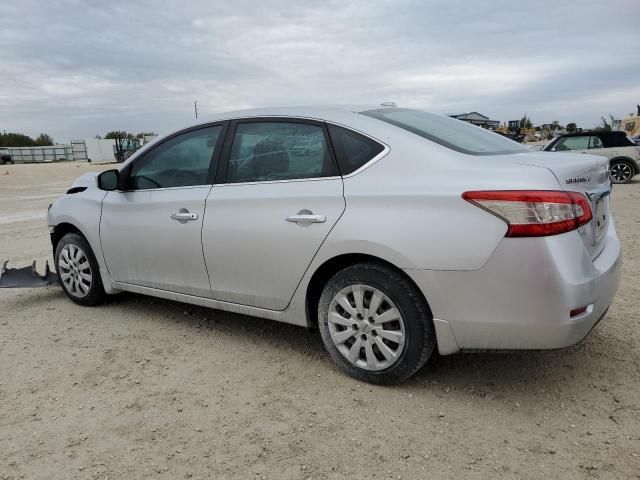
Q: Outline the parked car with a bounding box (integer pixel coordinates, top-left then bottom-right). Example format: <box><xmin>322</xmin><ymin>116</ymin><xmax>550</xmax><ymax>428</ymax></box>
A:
<box><xmin>542</xmin><ymin>131</ymin><xmax>640</xmax><ymax>184</ymax></box>
<box><xmin>0</xmin><ymin>148</ymin><xmax>14</xmax><ymax>164</ymax></box>
<box><xmin>44</xmin><ymin>106</ymin><xmax>621</xmax><ymax>383</ymax></box>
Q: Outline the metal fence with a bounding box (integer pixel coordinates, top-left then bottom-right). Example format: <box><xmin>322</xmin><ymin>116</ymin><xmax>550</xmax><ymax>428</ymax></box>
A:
<box><xmin>70</xmin><ymin>140</ymin><xmax>88</xmax><ymax>161</ymax></box>
<box><xmin>4</xmin><ymin>144</ymin><xmax>88</xmax><ymax>163</ymax></box>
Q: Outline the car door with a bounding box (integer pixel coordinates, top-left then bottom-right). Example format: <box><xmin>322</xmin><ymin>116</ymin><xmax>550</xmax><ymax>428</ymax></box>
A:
<box><xmin>202</xmin><ymin>118</ymin><xmax>345</xmax><ymax>310</ymax></box>
<box><xmin>100</xmin><ymin>123</ymin><xmax>227</xmax><ymax>297</ymax></box>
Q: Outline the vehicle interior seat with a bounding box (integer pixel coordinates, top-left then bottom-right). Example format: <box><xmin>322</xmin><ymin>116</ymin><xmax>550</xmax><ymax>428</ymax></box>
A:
<box><xmin>251</xmin><ymin>138</ymin><xmax>289</xmax><ymax>180</ymax></box>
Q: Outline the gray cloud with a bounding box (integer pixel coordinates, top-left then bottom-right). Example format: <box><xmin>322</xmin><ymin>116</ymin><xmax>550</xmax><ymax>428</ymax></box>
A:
<box><xmin>1</xmin><ymin>0</ymin><xmax>638</xmax><ymax>141</ymax></box>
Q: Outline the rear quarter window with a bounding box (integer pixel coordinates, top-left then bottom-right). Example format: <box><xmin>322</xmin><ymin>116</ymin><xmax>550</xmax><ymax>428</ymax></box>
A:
<box><xmin>328</xmin><ymin>125</ymin><xmax>385</xmax><ymax>175</ymax></box>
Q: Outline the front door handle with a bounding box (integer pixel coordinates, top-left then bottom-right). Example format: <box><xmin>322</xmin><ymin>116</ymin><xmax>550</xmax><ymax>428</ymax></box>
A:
<box><xmin>286</xmin><ymin>213</ymin><xmax>326</xmax><ymax>224</ymax></box>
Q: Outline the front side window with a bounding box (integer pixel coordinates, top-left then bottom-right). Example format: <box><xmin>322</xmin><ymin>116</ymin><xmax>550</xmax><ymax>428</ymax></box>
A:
<box><xmin>361</xmin><ymin>108</ymin><xmax>527</xmax><ymax>156</ymax></box>
<box><xmin>129</xmin><ymin>126</ymin><xmax>222</xmax><ymax>190</ymax></box>
<box><xmin>553</xmin><ymin>136</ymin><xmax>590</xmax><ymax>151</ymax></box>
<box><xmin>226</xmin><ymin>122</ymin><xmax>337</xmax><ymax>183</ymax></box>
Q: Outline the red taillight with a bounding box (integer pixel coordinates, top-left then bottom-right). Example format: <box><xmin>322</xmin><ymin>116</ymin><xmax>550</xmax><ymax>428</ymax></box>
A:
<box><xmin>462</xmin><ymin>190</ymin><xmax>592</xmax><ymax>237</ymax></box>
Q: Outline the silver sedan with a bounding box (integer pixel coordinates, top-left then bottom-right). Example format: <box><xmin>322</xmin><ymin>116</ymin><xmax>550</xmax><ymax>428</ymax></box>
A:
<box><xmin>46</xmin><ymin>106</ymin><xmax>622</xmax><ymax>383</ymax></box>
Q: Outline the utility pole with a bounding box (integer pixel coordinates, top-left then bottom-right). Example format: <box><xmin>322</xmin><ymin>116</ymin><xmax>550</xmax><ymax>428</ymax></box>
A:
<box><xmin>194</xmin><ymin>101</ymin><xmax>198</xmax><ymax>120</ymax></box>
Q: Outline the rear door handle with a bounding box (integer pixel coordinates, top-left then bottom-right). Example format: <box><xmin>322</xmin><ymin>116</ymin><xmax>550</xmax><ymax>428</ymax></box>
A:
<box><xmin>286</xmin><ymin>214</ymin><xmax>326</xmax><ymax>224</ymax></box>
<box><xmin>170</xmin><ymin>212</ymin><xmax>198</xmax><ymax>221</ymax></box>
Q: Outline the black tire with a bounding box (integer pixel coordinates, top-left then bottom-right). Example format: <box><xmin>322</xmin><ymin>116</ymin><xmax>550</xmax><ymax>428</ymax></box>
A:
<box><xmin>54</xmin><ymin>233</ymin><xmax>106</xmax><ymax>306</ymax></box>
<box><xmin>317</xmin><ymin>262</ymin><xmax>436</xmax><ymax>384</ymax></box>
<box><xmin>609</xmin><ymin>160</ymin><xmax>635</xmax><ymax>184</ymax></box>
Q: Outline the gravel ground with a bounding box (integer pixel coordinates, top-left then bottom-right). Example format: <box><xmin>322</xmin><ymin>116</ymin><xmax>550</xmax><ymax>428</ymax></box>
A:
<box><xmin>1</xmin><ymin>162</ymin><xmax>639</xmax><ymax>480</ymax></box>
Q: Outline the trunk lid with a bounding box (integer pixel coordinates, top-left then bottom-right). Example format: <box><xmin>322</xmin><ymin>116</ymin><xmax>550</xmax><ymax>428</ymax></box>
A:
<box><xmin>507</xmin><ymin>152</ymin><xmax>611</xmax><ymax>259</ymax></box>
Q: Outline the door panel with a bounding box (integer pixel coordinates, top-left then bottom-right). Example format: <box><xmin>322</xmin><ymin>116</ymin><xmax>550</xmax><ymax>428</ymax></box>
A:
<box><xmin>101</xmin><ymin>187</ymin><xmax>213</xmax><ymax>296</ymax></box>
<box><xmin>203</xmin><ymin>178</ymin><xmax>344</xmax><ymax>310</ymax></box>
<box><xmin>99</xmin><ymin>123</ymin><xmax>226</xmax><ymax>297</ymax></box>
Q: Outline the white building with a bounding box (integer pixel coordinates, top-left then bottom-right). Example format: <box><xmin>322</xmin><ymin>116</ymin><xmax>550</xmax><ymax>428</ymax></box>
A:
<box><xmin>83</xmin><ymin>138</ymin><xmax>116</xmax><ymax>163</ymax></box>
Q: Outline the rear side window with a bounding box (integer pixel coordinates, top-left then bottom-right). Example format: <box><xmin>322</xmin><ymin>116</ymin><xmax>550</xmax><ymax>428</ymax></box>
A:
<box><xmin>226</xmin><ymin>122</ymin><xmax>337</xmax><ymax>183</ymax></box>
<box><xmin>588</xmin><ymin>136</ymin><xmax>604</xmax><ymax>149</ymax></box>
<box><xmin>328</xmin><ymin>125</ymin><xmax>385</xmax><ymax>174</ymax></box>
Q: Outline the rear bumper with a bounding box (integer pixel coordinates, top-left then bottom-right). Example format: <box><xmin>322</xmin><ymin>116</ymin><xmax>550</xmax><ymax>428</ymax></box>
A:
<box><xmin>406</xmin><ymin>220</ymin><xmax>622</xmax><ymax>353</ymax></box>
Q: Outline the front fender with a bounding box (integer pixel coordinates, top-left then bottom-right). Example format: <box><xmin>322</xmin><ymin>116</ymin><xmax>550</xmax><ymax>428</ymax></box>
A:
<box><xmin>48</xmin><ymin>189</ymin><xmax>111</xmax><ymax>285</ymax></box>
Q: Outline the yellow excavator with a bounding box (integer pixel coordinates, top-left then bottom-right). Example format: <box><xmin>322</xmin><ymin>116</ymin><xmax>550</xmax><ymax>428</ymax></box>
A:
<box><xmin>494</xmin><ymin>120</ymin><xmax>538</xmax><ymax>143</ymax></box>
<box><xmin>619</xmin><ymin>105</ymin><xmax>640</xmax><ymax>138</ymax></box>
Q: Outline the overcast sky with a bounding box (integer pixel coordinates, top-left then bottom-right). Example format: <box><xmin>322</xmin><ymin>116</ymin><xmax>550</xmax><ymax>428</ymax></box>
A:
<box><xmin>1</xmin><ymin>0</ymin><xmax>639</xmax><ymax>142</ymax></box>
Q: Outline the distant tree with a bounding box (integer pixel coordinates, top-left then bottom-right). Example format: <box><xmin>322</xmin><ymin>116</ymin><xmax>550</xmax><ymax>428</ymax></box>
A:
<box><xmin>105</xmin><ymin>131</ymin><xmax>134</xmax><ymax>140</ymax></box>
<box><xmin>94</xmin><ymin>134</ymin><xmax>102</xmax><ymax>139</ymax></box>
<box><xmin>550</xmin><ymin>120</ymin><xmax>564</xmax><ymax>130</ymax></box>
<box><xmin>33</xmin><ymin>133</ymin><xmax>54</xmax><ymax>146</ymax></box>
<box><xmin>566</xmin><ymin>122</ymin><xmax>577</xmax><ymax>133</ymax></box>
<box><xmin>0</xmin><ymin>132</ymin><xmax>34</xmax><ymax>147</ymax></box>
<box><xmin>519</xmin><ymin>114</ymin><xmax>533</xmax><ymax>129</ymax></box>
<box><xmin>0</xmin><ymin>132</ymin><xmax>53</xmax><ymax>147</ymax></box>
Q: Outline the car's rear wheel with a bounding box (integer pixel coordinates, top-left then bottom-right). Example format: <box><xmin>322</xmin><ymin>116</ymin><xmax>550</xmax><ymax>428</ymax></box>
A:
<box><xmin>610</xmin><ymin>160</ymin><xmax>635</xmax><ymax>184</ymax></box>
<box><xmin>317</xmin><ymin>262</ymin><xmax>436</xmax><ymax>384</ymax></box>
<box><xmin>55</xmin><ymin>233</ymin><xmax>106</xmax><ymax>306</ymax></box>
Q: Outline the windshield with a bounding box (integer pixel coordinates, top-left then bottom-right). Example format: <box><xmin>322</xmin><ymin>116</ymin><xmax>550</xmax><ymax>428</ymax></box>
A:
<box><xmin>361</xmin><ymin>108</ymin><xmax>528</xmax><ymax>156</ymax></box>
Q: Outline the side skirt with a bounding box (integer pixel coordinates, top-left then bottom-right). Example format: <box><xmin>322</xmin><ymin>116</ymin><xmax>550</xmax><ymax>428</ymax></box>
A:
<box><xmin>109</xmin><ymin>278</ymin><xmax>308</xmax><ymax>327</ymax></box>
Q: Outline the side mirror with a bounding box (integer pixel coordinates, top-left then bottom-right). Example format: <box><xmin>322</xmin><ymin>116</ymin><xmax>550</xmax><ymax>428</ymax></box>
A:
<box><xmin>97</xmin><ymin>169</ymin><xmax>119</xmax><ymax>191</ymax></box>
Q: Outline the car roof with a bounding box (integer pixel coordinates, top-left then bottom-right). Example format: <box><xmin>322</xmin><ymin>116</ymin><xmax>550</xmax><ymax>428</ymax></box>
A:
<box><xmin>202</xmin><ymin>105</ymin><xmax>380</xmax><ymax>122</ymax></box>
<box><xmin>558</xmin><ymin>131</ymin><xmax>626</xmax><ymax>138</ymax></box>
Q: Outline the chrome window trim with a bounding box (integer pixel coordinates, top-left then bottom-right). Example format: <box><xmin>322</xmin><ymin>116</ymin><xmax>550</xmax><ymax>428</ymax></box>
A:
<box><xmin>115</xmin><ymin>184</ymin><xmax>213</xmax><ymax>193</ymax></box>
<box><xmin>214</xmin><ymin>176</ymin><xmax>342</xmax><ymax>188</ymax></box>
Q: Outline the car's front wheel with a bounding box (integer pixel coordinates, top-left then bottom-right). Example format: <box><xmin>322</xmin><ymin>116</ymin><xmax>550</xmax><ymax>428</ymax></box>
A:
<box><xmin>318</xmin><ymin>262</ymin><xmax>436</xmax><ymax>384</ymax></box>
<box><xmin>610</xmin><ymin>160</ymin><xmax>635</xmax><ymax>184</ymax></box>
<box><xmin>55</xmin><ymin>233</ymin><xmax>106</xmax><ymax>306</ymax></box>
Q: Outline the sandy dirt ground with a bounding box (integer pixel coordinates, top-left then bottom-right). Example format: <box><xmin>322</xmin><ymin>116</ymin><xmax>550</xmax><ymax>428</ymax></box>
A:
<box><xmin>1</xmin><ymin>162</ymin><xmax>639</xmax><ymax>480</ymax></box>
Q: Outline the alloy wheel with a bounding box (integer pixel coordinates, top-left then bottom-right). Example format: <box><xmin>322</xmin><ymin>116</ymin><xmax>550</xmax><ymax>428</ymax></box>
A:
<box><xmin>58</xmin><ymin>244</ymin><xmax>92</xmax><ymax>298</ymax></box>
<box><xmin>327</xmin><ymin>284</ymin><xmax>406</xmax><ymax>371</ymax></box>
<box><xmin>610</xmin><ymin>163</ymin><xmax>633</xmax><ymax>183</ymax></box>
